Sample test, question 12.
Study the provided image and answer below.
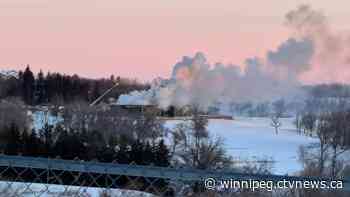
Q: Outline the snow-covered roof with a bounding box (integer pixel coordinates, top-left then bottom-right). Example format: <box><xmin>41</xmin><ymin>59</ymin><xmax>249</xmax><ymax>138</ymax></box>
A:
<box><xmin>0</xmin><ymin>70</ymin><xmax>18</xmax><ymax>79</ymax></box>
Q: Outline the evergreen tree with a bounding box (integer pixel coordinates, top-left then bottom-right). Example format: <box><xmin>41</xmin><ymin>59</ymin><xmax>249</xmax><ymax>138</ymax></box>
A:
<box><xmin>54</xmin><ymin>129</ymin><xmax>86</xmax><ymax>160</ymax></box>
<box><xmin>91</xmin><ymin>81</ymin><xmax>101</xmax><ymax>102</ymax></box>
<box><xmin>129</xmin><ymin>140</ymin><xmax>144</xmax><ymax>164</ymax></box>
<box><xmin>36</xmin><ymin>70</ymin><xmax>46</xmax><ymax>104</ymax></box>
<box><xmin>21</xmin><ymin>129</ymin><xmax>30</xmax><ymax>155</ymax></box>
<box><xmin>53</xmin><ymin>126</ymin><xmax>69</xmax><ymax>158</ymax></box>
<box><xmin>22</xmin><ymin>129</ymin><xmax>40</xmax><ymax>156</ymax></box>
<box><xmin>154</xmin><ymin>140</ymin><xmax>170</xmax><ymax>167</ymax></box>
<box><xmin>85</xmin><ymin>130</ymin><xmax>105</xmax><ymax>160</ymax></box>
<box><xmin>99</xmin><ymin>146</ymin><xmax>115</xmax><ymax>162</ymax></box>
<box><xmin>39</xmin><ymin>123</ymin><xmax>54</xmax><ymax>156</ymax></box>
<box><xmin>142</xmin><ymin>142</ymin><xmax>154</xmax><ymax>165</ymax></box>
<box><xmin>115</xmin><ymin>135</ymin><xmax>130</xmax><ymax>164</ymax></box>
<box><xmin>4</xmin><ymin>123</ymin><xmax>22</xmax><ymax>155</ymax></box>
<box><xmin>22</xmin><ymin>65</ymin><xmax>35</xmax><ymax>105</ymax></box>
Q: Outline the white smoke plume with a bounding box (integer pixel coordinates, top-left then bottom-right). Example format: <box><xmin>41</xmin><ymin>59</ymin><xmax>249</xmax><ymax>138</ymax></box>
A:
<box><xmin>118</xmin><ymin>45</ymin><xmax>312</xmax><ymax>111</ymax></box>
<box><xmin>286</xmin><ymin>5</ymin><xmax>350</xmax><ymax>82</ymax></box>
<box><xmin>118</xmin><ymin>5</ymin><xmax>345</xmax><ymax>111</ymax></box>
<box><xmin>267</xmin><ymin>38</ymin><xmax>314</xmax><ymax>77</ymax></box>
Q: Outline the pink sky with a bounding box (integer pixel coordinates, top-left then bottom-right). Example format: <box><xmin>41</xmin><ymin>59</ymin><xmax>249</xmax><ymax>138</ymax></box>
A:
<box><xmin>0</xmin><ymin>0</ymin><xmax>350</xmax><ymax>81</ymax></box>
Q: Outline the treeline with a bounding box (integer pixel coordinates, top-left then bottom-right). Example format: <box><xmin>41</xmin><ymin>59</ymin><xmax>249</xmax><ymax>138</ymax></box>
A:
<box><xmin>0</xmin><ymin>66</ymin><xmax>149</xmax><ymax>105</ymax></box>
<box><xmin>0</xmin><ymin>99</ymin><xmax>234</xmax><ymax>195</ymax></box>
<box><xmin>221</xmin><ymin>99</ymin><xmax>293</xmax><ymax>118</ymax></box>
<box><xmin>221</xmin><ymin>84</ymin><xmax>350</xmax><ymax>118</ymax></box>
<box><xmin>295</xmin><ymin>96</ymin><xmax>350</xmax><ymax>181</ymax></box>
<box><xmin>0</xmin><ymin>100</ymin><xmax>170</xmax><ymax>166</ymax></box>
<box><xmin>304</xmin><ymin>83</ymin><xmax>350</xmax><ymax>98</ymax></box>
<box><xmin>0</xmin><ymin>97</ymin><xmax>174</xmax><ymax>195</ymax></box>
<box><xmin>0</xmin><ymin>99</ymin><xmax>234</xmax><ymax>171</ymax></box>
<box><xmin>0</xmin><ymin>123</ymin><xmax>170</xmax><ymax>167</ymax></box>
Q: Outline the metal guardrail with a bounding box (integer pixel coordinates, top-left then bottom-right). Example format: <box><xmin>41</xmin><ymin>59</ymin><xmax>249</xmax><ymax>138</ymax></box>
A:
<box><xmin>0</xmin><ymin>155</ymin><xmax>349</xmax><ymax>196</ymax></box>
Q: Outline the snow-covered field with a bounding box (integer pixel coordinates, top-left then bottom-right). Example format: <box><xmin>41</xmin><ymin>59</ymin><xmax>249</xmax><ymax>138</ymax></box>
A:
<box><xmin>29</xmin><ymin>111</ymin><xmax>318</xmax><ymax>175</ymax></box>
<box><xmin>165</xmin><ymin>117</ymin><xmax>318</xmax><ymax>175</ymax></box>
<box><xmin>10</xmin><ymin>115</ymin><xmax>333</xmax><ymax>195</ymax></box>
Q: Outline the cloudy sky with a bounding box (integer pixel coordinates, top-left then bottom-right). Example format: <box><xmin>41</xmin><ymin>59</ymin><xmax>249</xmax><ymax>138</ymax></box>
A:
<box><xmin>0</xmin><ymin>0</ymin><xmax>349</xmax><ymax>81</ymax></box>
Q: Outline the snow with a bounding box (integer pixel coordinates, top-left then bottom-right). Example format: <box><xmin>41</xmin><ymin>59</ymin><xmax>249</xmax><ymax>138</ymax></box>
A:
<box><xmin>165</xmin><ymin>117</ymin><xmax>318</xmax><ymax>175</ymax></box>
<box><xmin>29</xmin><ymin>110</ymin><xmax>318</xmax><ymax>175</ymax></box>
<box><xmin>0</xmin><ymin>69</ymin><xmax>18</xmax><ymax>78</ymax></box>
<box><xmin>0</xmin><ymin>181</ymin><xmax>154</xmax><ymax>197</ymax></box>
<box><xmin>30</xmin><ymin>110</ymin><xmax>63</xmax><ymax>131</ymax></box>
<box><xmin>117</xmin><ymin>90</ymin><xmax>153</xmax><ymax>105</ymax></box>
<box><xmin>10</xmin><ymin>115</ymin><xmax>335</xmax><ymax>194</ymax></box>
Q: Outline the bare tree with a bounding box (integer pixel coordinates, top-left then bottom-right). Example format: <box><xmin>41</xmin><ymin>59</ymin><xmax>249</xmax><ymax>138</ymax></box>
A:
<box><xmin>132</xmin><ymin>111</ymin><xmax>165</xmax><ymax>143</ymax></box>
<box><xmin>294</xmin><ymin>112</ymin><xmax>302</xmax><ymax>134</ymax></box>
<box><xmin>323</xmin><ymin>111</ymin><xmax>350</xmax><ymax>177</ymax></box>
<box><xmin>0</xmin><ymin>99</ymin><xmax>29</xmax><ymax>131</ymax></box>
<box><xmin>305</xmin><ymin>111</ymin><xmax>350</xmax><ymax>177</ymax></box>
<box><xmin>297</xmin><ymin>145</ymin><xmax>349</xmax><ymax>197</ymax></box>
<box><xmin>270</xmin><ymin>116</ymin><xmax>282</xmax><ymax>135</ymax></box>
<box><xmin>315</xmin><ymin>113</ymin><xmax>332</xmax><ymax>175</ymax></box>
<box><xmin>172</xmin><ymin>114</ymin><xmax>232</xmax><ymax>170</ymax></box>
<box><xmin>300</xmin><ymin>112</ymin><xmax>317</xmax><ymax>135</ymax></box>
<box><xmin>61</xmin><ymin>101</ymin><xmax>165</xmax><ymax>147</ymax></box>
<box><xmin>170</xmin><ymin>122</ymin><xmax>189</xmax><ymax>158</ymax></box>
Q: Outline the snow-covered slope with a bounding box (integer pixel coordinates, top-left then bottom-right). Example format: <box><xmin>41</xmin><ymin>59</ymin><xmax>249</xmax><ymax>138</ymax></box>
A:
<box><xmin>165</xmin><ymin>117</ymin><xmax>318</xmax><ymax>175</ymax></box>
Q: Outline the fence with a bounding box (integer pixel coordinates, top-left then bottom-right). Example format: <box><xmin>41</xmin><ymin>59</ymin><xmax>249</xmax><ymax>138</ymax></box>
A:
<box><xmin>0</xmin><ymin>155</ymin><xmax>349</xmax><ymax>196</ymax></box>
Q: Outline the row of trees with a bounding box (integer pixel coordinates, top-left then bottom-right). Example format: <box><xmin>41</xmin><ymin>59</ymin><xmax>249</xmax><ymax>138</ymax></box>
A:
<box><xmin>0</xmin><ymin>66</ymin><xmax>149</xmax><ymax>105</ymax></box>
<box><xmin>296</xmin><ymin>110</ymin><xmax>350</xmax><ymax>177</ymax></box>
<box><xmin>293</xmin><ymin>94</ymin><xmax>350</xmax><ymax>183</ymax></box>
<box><xmin>1</xmin><ymin>123</ymin><xmax>170</xmax><ymax>167</ymax></box>
<box><xmin>0</xmin><ymin>99</ymin><xmax>240</xmax><ymax>196</ymax></box>
<box><xmin>0</xmin><ymin>99</ymin><xmax>170</xmax><ymax>165</ymax></box>
<box><xmin>304</xmin><ymin>83</ymin><xmax>350</xmax><ymax>99</ymax></box>
<box><xmin>226</xmin><ymin>99</ymin><xmax>290</xmax><ymax>118</ymax></box>
<box><xmin>0</xmin><ymin>99</ymin><xmax>234</xmax><ymax>171</ymax></box>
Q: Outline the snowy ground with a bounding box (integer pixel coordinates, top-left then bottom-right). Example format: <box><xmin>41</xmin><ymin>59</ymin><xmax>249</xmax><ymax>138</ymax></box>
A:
<box><xmin>29</xmin><ymin>111</ymin><xmax>318</xmax><ymax>175</ymax></box>
<box><xmin>165</xmin><ymin>117</ymin><xmax>318</xmax><ymax>175</ymax></box>
<box><xmin>13</xmin><ymin>115</ymin><xmax>336</xmax><ymax>195</ymax></box>
<box><xmin>0</xmin><ymin>181</ymin><xmax>154</xmax><ymax>197</ymax></box>
<box><xmin>30</xmin><ymin>110</ymin><xmax>63</xmax><ymax>131</ymax></box>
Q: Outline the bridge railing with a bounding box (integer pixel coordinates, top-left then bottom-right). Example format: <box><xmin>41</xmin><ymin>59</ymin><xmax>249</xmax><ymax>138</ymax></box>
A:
<box><xmin>0</xmin><ymin>155</ymin><xmax>349</xmax><ymax>196</ymax></box>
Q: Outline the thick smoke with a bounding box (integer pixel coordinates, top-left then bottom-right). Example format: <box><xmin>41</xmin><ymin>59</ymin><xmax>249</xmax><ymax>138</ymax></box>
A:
<box><xmin>285</xmin><ymin>4</ymin><xmax>339</xmax><ymax>57</ymax></box>
<box><xmin>119</xmin><ymin>5</ymin><xmax>349</xmax><ymax>111</ymax></box>
<box><xmin>286</xmin><ymin>5</ymin><xmax>350</xmax><ymax>82</ymax></box>
<box><xmin>118</xmin><ymin>43</ymin><xmax>312</xmax><ymax>111</ymax></box>
<box><xmin>267</xmin><ymin>38</ymin><xmax>314</xmax><ymax>76</ymax></box>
